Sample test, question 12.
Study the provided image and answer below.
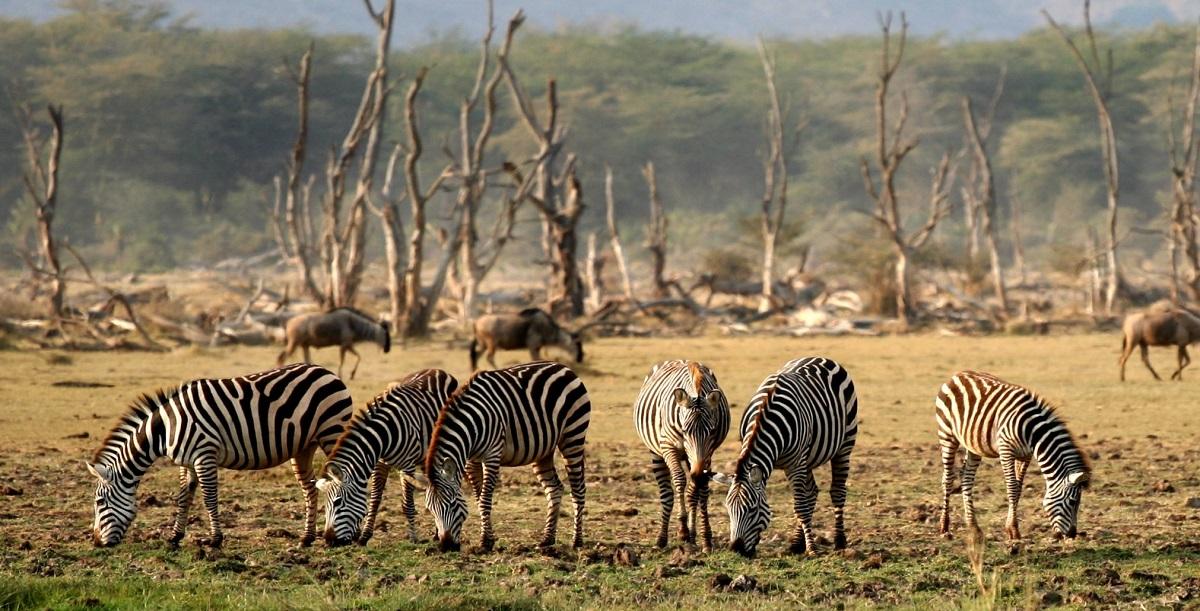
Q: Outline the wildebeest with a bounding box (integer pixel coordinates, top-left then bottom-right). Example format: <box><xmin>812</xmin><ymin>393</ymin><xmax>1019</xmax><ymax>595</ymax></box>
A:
<box><xmin>469</xmin><ymin>308</ymin><xmax>582</xmax><ymax>370</ymax></box>
<box><xmin>277</xmin><ymin>307</ymin><xmax>390</xmax><ymax>380</ymax></box>
<box><xmin>1118</xmin><ymin>306</ymin><xmax>1200</xmax><ymax>381</ymax></box>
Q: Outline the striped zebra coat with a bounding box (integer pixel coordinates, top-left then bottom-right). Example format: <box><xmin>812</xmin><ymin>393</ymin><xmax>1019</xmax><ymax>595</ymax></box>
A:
<box><xmin>935</xmin><ymin>371</ymin><xmax>1091</xmax><ymax>541</ymax></box>
<box><xmin>316</xmin><ymin>369</ymin><xmax>459</xmax><ymax>546</ymax></box>
<box><xmin>86</xmin><ymin>363</ymin><xmax>354</xmax><ymax>548</ymax></box>
<box><xmin>421</xmin><ymin>361</ymin><xmax>591</xmax><ymax>552</ymax></box>
<box><xmin>633</xmin><ymin>360</ymin><xmax>730</xmax><ymax>551</ymax></box>
<box><xmin>712</xmin><ymin>357</ymin><xmax>858</xmax><ymax>557</ymax></box>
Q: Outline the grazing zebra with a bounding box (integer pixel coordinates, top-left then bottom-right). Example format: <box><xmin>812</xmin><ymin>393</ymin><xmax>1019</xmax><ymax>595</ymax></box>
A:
<box><xmin>86</xmin><ymin>363</ymin><xmax>354</xmax><ymax>548</ymax></box>
<box><xmin>935</xmin><ymin>371</ymin><xmax>1091</xmax><ymax>541</ymax></box>
<box><xmin>711</xmin><ymin>357</ymin><xmax>858</xmax><ymax>558</ymax></box>
<box><xmin>419</xmin><ymin>361</ymin><xmax>590</xmax><ymax>552</ymax></box>
<box><xmin>315</xmin><ymin>369</ymin><xmax>459</xmax><ymax>546</ymax></box>
<box><xmin>633</xmin><ymin>360</ymin><xmax>730</xmax><ymax>551</ymax></box>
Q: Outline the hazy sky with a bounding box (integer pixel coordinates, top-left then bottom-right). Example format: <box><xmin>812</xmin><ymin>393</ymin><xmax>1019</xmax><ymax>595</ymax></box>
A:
<box><xmin>2</xmin><ymin>0</ymin><xmax>1197</xmax><ymax>44</ymax></box>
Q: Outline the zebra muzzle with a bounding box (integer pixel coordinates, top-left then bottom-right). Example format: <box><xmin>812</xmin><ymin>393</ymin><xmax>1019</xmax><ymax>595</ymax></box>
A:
<box><xmin>438</xmin><ymin>534</ymin><xmax>461</xmax><ymax>552</ymax></box>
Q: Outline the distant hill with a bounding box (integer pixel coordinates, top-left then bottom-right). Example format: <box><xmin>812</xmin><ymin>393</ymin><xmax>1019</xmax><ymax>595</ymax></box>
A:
<box><xmin>1</xmin><ymin>0</ymin><xmax>1196</xmax><ymax>43</ymax></box>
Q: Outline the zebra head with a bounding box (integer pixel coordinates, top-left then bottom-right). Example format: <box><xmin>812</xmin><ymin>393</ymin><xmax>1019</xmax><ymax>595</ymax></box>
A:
<box><xmin>86</xmin><ymin>461</ymin><xmax>137</xmax><ymax>547</ymax></box>
<box><xmin>316</xmin><ymin>463</ymin><xmax>368</xmax><ymax>547</ymax></box>
<box><xmin>673</xmin><ymin>387</ymin><xmax>723</xmax><ymax>476</ymax></box>
<box><xmin>1043</xmin><ymin>470</ymin><xmax>1089</xmax><ymax>538</ymax></box>
<box><xmin>424</xmin><ymin>457</ymin><xmax>468</xmax><ymax>551</ymax></box>
<box><xmin>712</xmin><ymin>466</ymin><xmax>771</xmax><ymax>557</ymax></box>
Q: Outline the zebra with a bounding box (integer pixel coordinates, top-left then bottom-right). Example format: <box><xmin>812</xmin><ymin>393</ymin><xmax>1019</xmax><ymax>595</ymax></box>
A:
<box><xmin>710</xmin><ymin>357</ymin><xmax>858</xmax><ymax>558</ymax></box>
<box><xmin>315</xmin><ymin>369</ymin><xmax>459</xmax><ymax>546</ymax></box>
<box><xmin>86</xmin><ymin>363</ymin><xmax>354</xmax><ymax>548</ymax></box>
<box><xmin>935</xmin><ymin>371</ymin><xmax>1091</xmax><ymax>541</ymax></box>
<box><xmin>633</xmin><ymin>359</ymin><xmax>730</xmax><ymax>551</ymax></box>
<box><xmin>416</xmin><ymin>361</ymin><xmax>590</xmax><ymax>552</ymax></box>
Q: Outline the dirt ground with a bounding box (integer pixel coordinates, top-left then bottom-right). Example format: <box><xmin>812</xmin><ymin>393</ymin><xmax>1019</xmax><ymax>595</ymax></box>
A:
<box><xmin>0</xmin><ymin>334</ymin><xmax>1198</xmax><ymax>609</ymax></box>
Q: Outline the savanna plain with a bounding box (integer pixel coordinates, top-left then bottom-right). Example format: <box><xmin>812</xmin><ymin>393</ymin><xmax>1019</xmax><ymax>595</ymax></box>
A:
<box><xmin>0</xmin><ymin>333</ymin><xmax>1197</xmax><ymax>609</ymax></box>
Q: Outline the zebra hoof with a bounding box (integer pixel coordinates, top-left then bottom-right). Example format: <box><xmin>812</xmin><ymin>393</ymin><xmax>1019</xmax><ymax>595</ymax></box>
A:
<box><xmin>572</xmin><ymin>538</ymin><xmax>583</xmax><ymax>550</ymax></box>
<box><xmin>298</xmin><ymin>536</ymin><xmax>314</xmax><ymax>548</ymax></box>
<box><xmin>198</xmin><ymin>535</ymin><xmax>223</xmax><ymax>549</ymax></box>
<box><xmin>480</xmin><ymin>536</ymin><xmax>496</xmax><ymax>553</ymax></box>
<box><xmin>655</xmin><ymin>536</ymin><xmax>668</xmax><ymax>549</ymax></box>
<box><xmin>788</xmin><ymin>542</ymin><xmax>807</xmax><ymax>555</ymax></box>
<box><xmin>833</xmin><ymin>533</ymin><xmax>847</xmax><ymax>550</ymax></box>
<box><xmin>940</xmin><ymin>531</ymin><xmax>953</xmax><ymax>540</ymax></box>
<box><xmin>355</xmin><ymin>535</ymin><xmax>371</xmax><ymax>547</ymax></box>
<box><xmin>166</xmin><ymin>534</ymin><xmax>183</xmax><ymax>549</ymax></box>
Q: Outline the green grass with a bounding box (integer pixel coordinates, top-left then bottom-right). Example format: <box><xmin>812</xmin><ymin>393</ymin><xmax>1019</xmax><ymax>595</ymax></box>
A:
<box><xmin>1</xmin><ymin>334</ymin><xmax>1198</xmax><ymax>609</ymax></box>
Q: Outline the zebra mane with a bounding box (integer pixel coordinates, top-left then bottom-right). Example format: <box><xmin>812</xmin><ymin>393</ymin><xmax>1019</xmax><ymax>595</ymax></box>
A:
<box><xmin>325</xmin><ymin>390</ymin><xmax>391</xmax><ymax>466</ymax></box>
<box><xmin>971</xmin><ymin>371</ymin><xmax>1093</xmax><ymax>477</ymax></box>
<box><xmin>735</xmin><ymin>382</ymin><xmax>776</xmax><ymax>477</ymax></box>
<box><xmin>424</xmin><ymin>371</ymin><xmax>482</xmax><ymax>474</ymax></box>
<box><xmin>92</xmin><ymin>389</ymin><xmax>172</xmax><ymax>464</ymax></box>
<box><xmin>687</xmin><ymin>361</ymin><xmax>705</xmax><ymax>394</ymax></box>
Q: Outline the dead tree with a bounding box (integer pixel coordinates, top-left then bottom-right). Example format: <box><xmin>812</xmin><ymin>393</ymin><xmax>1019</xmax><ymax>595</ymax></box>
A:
<box><xmin>1044</xmin><ymin>1</ymin><xmax>1124</xmax><ymax>314</ymax></box>
<box><xmin>962</xmin><ymin>95</ymin><xmax>1009</xmax><ymax>317</ymax></box>
<box><xmin>643</xmin><ymin>161</ymin><xmax>670</xmax><ymax>299</ymax></box>
<box><xmin>498</xmin><ymin>14</ymin><xmax>585</xmax><ymax>316</ymax></box>
<box><xmin>756</xmin><ymin>39</ymin><xmax>802</xmax><ymax>312</ymax></box>
<box><xmin>585</xmin><ymin>232</ymin><xmax>603</xmax><ymax>311</ymax></box>
<box><xmin>859</xmin><ymin>13</ymin><xmax>954</xmax><ymax>326</ymax></box>
<box><xmin>18</xmin><ymin>104</ymin><xmax>65</xmax><ymax>318</ymax></box>
<box><xmin>1167</xmin><ymin>24</ymin><xmax>1200</xmax><ymax>302</ymax></box>
<box><xmin>604</xmin><ymin>165</ymin><xmax>635</xmax><ymax>300</ymax></box>
<box><xmin>959</xmin><ymin>67</ymin><xmax>1006</xmax><ymax>265</ymax></box>
<box><xmin>1010</xmin><ymin>191</ymin><xmax>1027</xmax><ymax>287</ymax></box>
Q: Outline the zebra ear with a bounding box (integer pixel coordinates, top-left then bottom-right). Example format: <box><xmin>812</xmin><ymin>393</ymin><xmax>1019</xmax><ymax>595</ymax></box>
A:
<box><xmin>325</xmin><ymin>463</ymin><xmax>344</xmax><ymax>482</ymax></box>
<box><xmin>86</xmin><ymin>461</ymin><xmax>110</xmax><ymax>483</ymax></box>
<box><xmin>704</xmin><ymin>389</ymin><xmax>724</xmax><ymax>408</ymax></box>
<box><xmin>315</xmin><ymin>477</ymin><xmax>333</xmax><ymax>493</ymax></box>
<box><xmin>672</xmin><ymin>388</ymin><xmax>691</xmax><ymax>407</ymax></box>
<box><xmin>436</xmin><ymin>459</ymin><xmax>456</xmax><ymax>480</ymax></box>
<box><xmin>710</xmin><ymin>472</ymin><xmax>734</xmax><ymax>486</ymax></box>
<box><xmin>1067</xmin><ymin>471</ymin><xmax>1089</xmax><ymax>488</ymax></box>
<box><xmin>403</xmin><ymin>473</ymin><xmax>430</xmax><ymax>490</ymax></box>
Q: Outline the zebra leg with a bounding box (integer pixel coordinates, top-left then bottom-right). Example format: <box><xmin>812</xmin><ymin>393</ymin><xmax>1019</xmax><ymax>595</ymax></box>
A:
<box><xmin>359</xmin><ymin>462</ymin><xmax>390</xmax><ymax>545</ymax></box>
<box><xmin>1000</xmin><ymin>451</ymin><xmax>1023</xmax><ymax>542</ymax></box>
<box><xmin>534</xmin><ymin>457</ymin><xmax>564</xmax><ymax>549</ymax></box>
<box><xmin>650</xmin><ymin>454</ymin><xmax>675</xmax><ymax>548</ymax></box>
<box><xmin>291</xmin><ymin>446</ymin><xmax>319</xmax><ymax>547</ymax></box>
<box><xmin>400</xmin><ymin>469</ymin><xmax>419</xmax><ymax>543</ymax></box>
<box><xmin>1140</xmin><ymin>344</ymin><xmax>1162</xmax><ymax>381</ymax></box>
<box><xmin>960</xmin><ymin>451</ymin><xmax>984</xmax><ymax>541</ymax></box>
<box><xmin>664</xmin><ymin>451</ymin><xmax>692</xmax><ymax>544</ymax></box>
<box><xmin>693</xmin><ymin>470</ymin><xmax>713</xmax><ymax>552</ymax></box>
<box><xmin>938</xmin><ymin>431</ymin><xmax>960</xmax><ymax>538</ymax></box>
<box><xmin>563</xmin><ymin>446</ymin><xmax>586</xmax><ymax>549</ymax></box>
<box><xmin>465</xmin><ymin>460</ymin><xmax>485</xmax><ymax>504</ymax></box>
<box><xmin>788</xmin><ymin>468</ymin><xmax>819</xmax><ymax>555</ymax></box>
<box><xmin>194</xmin><ymin>455</ymin><xmax>223</xmax><ymax>549</ymax></box>
<box><xmin>829</xmin><ymin>447</ymin><xmax>852</xmax><ymax>550</ymax></box>
<box><xmin>477</xmin><ymin>458</ymin><xmax>501</xmax><ymax>552</ymax></box>
<box><xmin>168</xmin><ymin>466</ymin><xmax>198</xmax><ymax>547</ymax></box>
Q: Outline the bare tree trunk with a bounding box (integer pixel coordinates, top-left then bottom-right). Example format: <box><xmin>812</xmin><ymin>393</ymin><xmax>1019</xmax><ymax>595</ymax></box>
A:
<box><xmin>281</xmin><ymin>44</ymin><xmax>324</xmax><ymax>305</ymax></box>
<box><xmin>19</xmin><ymin>104</ymin><xmax>65</xmax><ymax>318</ymax></box>
<box><xmin>1086</xmin><ymin>228</ymin><xmax>1101</xmax><ymax>316</ymax></box>
<box><xmin>585</xmin><ymin>232</ymin><xmax>602</xmax><ymax>312</ymax></box>
<box><xmin>643</xmin><ymin>161</ymin><xmax>669</xmax><ymax>299</ymax></box>
<box><xmin>368</xmin><ymin>145</ymin><xmax>407</xmax><ymax>328</ymax></box>
<box><xmin>1010</xmin><ymin>192</ymin><xmax>1027</xmax><ymax>287</ymax></box>
<box><xmin>1044</xmin><ymin>2</ymin><xmax>1123</xmax><ymax>314</ymax></box>
<box><xmin>962</xmin><ymin>96</ymin><xmax>1009</xmax><ymax>317</ymax></box>
<box><xmin>604</xmin><ymin>165</ymin><xmax>635</xmax><ymax>300</ymax></box>
<box><xmin>756</xmin><ymin>39</ymin><xmax>799</xmax><ymax>313</ymax></box>
<box><xmin>1169</xmin><ymin>24</ymin><xmax>1200</xmax><ymax>302</ymax></box>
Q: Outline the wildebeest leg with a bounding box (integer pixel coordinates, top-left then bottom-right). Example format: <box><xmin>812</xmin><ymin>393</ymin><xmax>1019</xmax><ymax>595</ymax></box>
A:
<box><xmin>277</xmin><ymin>342</ymin><xmax>295</xmax><ymax>367</ymax></box>
<box><xmin>530</xmin><ymin>345</ymin><xmax>542</xmax><ymax>361</ymax></box>
<box><xmin>1118</xmin><ymin>336</ymin><xmax>1134</xmax><ymax>382</ymax></box>
<box><xmin>346</xmin><ymin>345</ymin><xmax>362</xmax><ymax>380</ymax></box>
<box><xmin>486</xmin><ymin>340</ymin><xmax>498</xmax><ymax>369</ymax></box>
<box><xmin>1140</xmin><ymin>344</ymin><xmax>1162</xmax><ymax>381</ymax></box>
<box><xmin>302</xmin><ymin>346</ymin><xmax>312</xmax><ymax>364</ymax></box>
<box><xmin>1173</xmin><ymin>345</ymin><xmax>1190</xmax><ymax>381</ymax></box>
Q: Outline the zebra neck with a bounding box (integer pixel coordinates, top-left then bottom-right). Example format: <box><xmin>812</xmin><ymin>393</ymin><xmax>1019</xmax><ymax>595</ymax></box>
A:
<box><xmin>329</xmin><ymin>414</ymin><xmax>387</xmax><ymax>481</ymax></box>
<box><xmin>103</xmin><ymin>410</ymin><xmax>166</xmax><ymax>483</ymax></box>
<box><xmin>1023</xmin><ymin>410</ymin><xmax>1086</xmax><ymax>481</ymax></box>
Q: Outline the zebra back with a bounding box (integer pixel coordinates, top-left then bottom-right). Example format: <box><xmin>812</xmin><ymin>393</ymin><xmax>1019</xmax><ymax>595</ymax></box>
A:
<box><xmin>735</xmin><ymin>356</ymin><xmax>858</xmax><ymax>477</ymax></box>
<box><xmin>426</xmin><ymin>361</ymin><xmax>591</xmax><ymax>475</ymax></box>
<box><xmin>324</xmin><ymin>369</ymin><xmax>459</xmax><ymax>480</ymax></box>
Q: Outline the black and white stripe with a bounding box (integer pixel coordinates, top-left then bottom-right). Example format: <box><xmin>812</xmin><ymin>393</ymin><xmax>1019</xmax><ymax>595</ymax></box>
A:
<box><xmin>86</xmin><ymin>363</ymin><xmax>354</xmax><ymax>548</ymax></box>
<box><xmin>713</xmin><ymin>357</ymin><xmax>858</xmax><ymax>557</ymax></box>
<box><xmin>936</xmin><ymin>371</ymin><xmax>1091</xmax><ymax>541</ymax></box>
<box><xmin>316</xmin><ymin>369</ymin><xmax>459</xmax><ymax>546</ymax></box>
<box><xmin>633</xmin><ymin>360</ymin><xmax>730</xmax><ymax>551</ymax></box>
<box><xmin>422</xmin><ymin>361</ymin><xmax>591</xmax><ymax>552</ymax></box>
